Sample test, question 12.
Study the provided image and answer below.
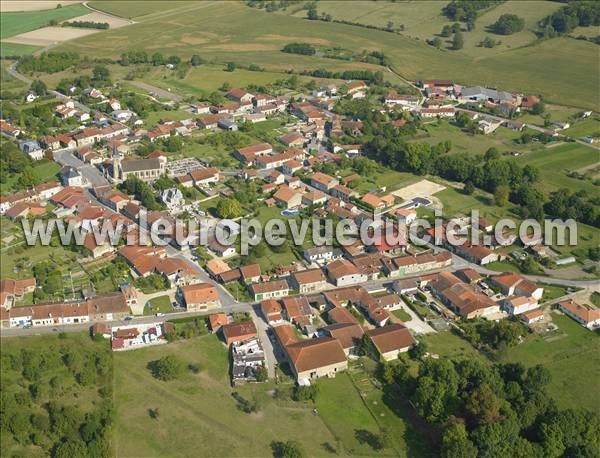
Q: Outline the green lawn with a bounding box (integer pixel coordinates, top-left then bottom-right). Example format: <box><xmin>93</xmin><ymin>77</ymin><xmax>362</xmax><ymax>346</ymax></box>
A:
<box><xmin>0</xmin><ymin>59</ymin><xmax>28</xmax><ymax>91</ymax></box>
<box><xmin>1</xmin><ymin>3</ymin><xmax>89</xmax><ymax>39</ymax></box>
<box><xmin>435</xmin><ymin>186</ymin><xmax>520</xmax><ymax>222</ymax></box>
<box><xmin>499</xmin><ymin>313</ymin><xmax>600</xmax><ymax>411</ymax></box>
<box><xmin>112</xmin><ymin>334</ymin><xmax>342</xmax><ymax>457</ymax></box>
<box><xmin>540</xmin><ymin>284</ymin><xmax>572</xmax><ymax>302</ymax></box>
<box><xmin>316</xmin><ymin>371</ymin><xmax>426</xmax><ymax>456</ymax></box>
<box><xmin>393</xmin><ymin>308</ymin><xmax>412</xmax><ymax>322</ymax></box>
<box><xmin>563</xmin><ymin>116</ymin><xmax>600</xmax><ymax>139</ymax></box>
<box><xmin>422</xmin><ymin>330</ymin><xmax>486</xmax><ymax>361</ymax></box>
<box><xmin>144</xmin><ymin>295</ymin><xmax>173</xmax><ymax>316</ymax></box>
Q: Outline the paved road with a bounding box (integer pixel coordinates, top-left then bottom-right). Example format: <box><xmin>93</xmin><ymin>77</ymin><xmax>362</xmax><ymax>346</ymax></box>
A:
<box><xmin>0</xmin><ymin>300</ymin><xmax>252</xmax><ymax>338</ymax></box>
<box><xmin>53</xmin><ymin>149</ymin><xmax>110</xmax><ymax>187</ymax></box>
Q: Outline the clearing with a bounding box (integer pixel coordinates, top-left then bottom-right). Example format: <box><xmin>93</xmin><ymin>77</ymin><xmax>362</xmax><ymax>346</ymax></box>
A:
<box><xmin>391</xmin><ymin>179</ymin><xmax>446</xmax><ymax>201</ymax></box>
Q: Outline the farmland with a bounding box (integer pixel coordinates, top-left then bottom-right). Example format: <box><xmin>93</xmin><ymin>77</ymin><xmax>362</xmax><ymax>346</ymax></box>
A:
<box><xmin>0</xmin><ymin>41</ymin><xmax>41</xmax><ymax>57</ymax></box>
<box><xmin>55</xmin><ymin>1</ymin><xmax>599</xmax><ymax>109</ymax></box>
<box><xmin>88</xmin><ymin>1</ymin><xmax>195</xmax><ymax>19</ymax></box>
<box><xmin>0</xmin><ymin>3</ymin><xmax>89</xmax><ymax>39</ymax></box>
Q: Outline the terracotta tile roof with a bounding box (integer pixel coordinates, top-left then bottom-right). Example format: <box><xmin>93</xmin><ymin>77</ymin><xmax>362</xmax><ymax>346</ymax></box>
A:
<box><xmin>286</xmin><ymin>337</ymin><xmax>347</xmax><ymax>373</ymax></box>
<box><xmin>367</xmin><ymin>323</ymin><xmax>415</xmax><ymax>354</ymax></box>
<box><xmin>327</xmin><ymin>306</ymin><xmax>359</xmax><ymax>325</ymax></box>
<box><xmin>559</xmin><ymin>299</ymin><xmax>600</xmax><ymax>324</ymax></box>
<box><xmin>322</xmin><ymin>322</ymin><xmax>364</xmax><ymax>349</ymax></box>
<box><xmin>181</xmin><ymin>283</ymin><xmax>219</xmax><ymax>305</ymax></box>
<box><xmin>272</xmin><ymin>323</ymin><xmax>298</xmax><ymax>346</ymax></box>
<box><xmin>292</xmin><ymin>268</ymin><xmax>325</xmax><ymax>285</ymax></box>
<box><xmin>240</xmin><ymin>263</ymin><xmax>261</xmax><ymax>280</ymax></box>
<box><xmin>209</xmin><ymin>313</ymin><xmax>228</xmax><ymax>330</ymax></box>
<box><xmin>327</xmin><ymin>259</ymin><xmax>360</xmax><ymax>279</ymax></box>
<box><xmin>281</xmin><ymin>296</ymin><xmax>312</xmax><ymax>320</ymax></box>
<box><xmin>222</xmin><ymin>321</ymin><xmax>257</xmax><ymax>342</ymax></box>
<box><xmin>249</xmin><ymin>279</ymin><xmax>288</xmax><ymax>295</ymax></box>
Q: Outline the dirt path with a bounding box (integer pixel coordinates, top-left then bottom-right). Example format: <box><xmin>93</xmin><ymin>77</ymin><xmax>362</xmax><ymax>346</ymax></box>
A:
<box><xmin>129</xmin><ymin>80</ymin><xmax>183</xmax><ymax>102</ymax></box>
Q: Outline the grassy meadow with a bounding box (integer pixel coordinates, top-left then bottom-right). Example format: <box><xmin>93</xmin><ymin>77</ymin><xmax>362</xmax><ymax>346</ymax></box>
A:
<box><xmin>499</xmin><ymin>313</ymin><xmax>600</xmax><ymax>411</ymax></box>
<box><xmin>0</xmin><ymin>42</ymin><xmax>41</xmax><ymax>57</ymax></box>
<box><xmin>55</xmin><ymin>1</ymin><xmax>598</xmax><ymax>109</ymax></box>
<box><xmin>111</xmin><ymin>333</ymin><xmax>422</xmax><ymax>457</ymax></box>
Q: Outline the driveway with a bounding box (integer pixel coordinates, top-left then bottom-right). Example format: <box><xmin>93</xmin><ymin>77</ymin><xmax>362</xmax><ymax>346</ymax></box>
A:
<box><xmin>397</xmin><ymin>305</ymin><xmax>436</xmax><ymax>335</ymax></box>
<box><xmin>249</xmin><ymin>303</ymin><xmax>277</xmax><ymax>378</ymax></box>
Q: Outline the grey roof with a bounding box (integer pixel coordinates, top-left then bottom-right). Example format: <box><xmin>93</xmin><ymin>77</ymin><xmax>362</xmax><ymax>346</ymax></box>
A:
<box><xmin>121</xmin><ymin>158</ymin><xmax>161</xmax><ymax>173</ymax></box>
<box><xmin>60</xmin><ymin>166</ymin><xmax>80</xmax><ymax>179</ymax></box>
<box><xmin>19</xmin><ymin>140</ymin><xmax>41</xmax><ymax>152</ymax></box>
<box><xmin>461</xmin><ymin>86</ymin><xmax>514</xmax><ymax>103</ymax></box>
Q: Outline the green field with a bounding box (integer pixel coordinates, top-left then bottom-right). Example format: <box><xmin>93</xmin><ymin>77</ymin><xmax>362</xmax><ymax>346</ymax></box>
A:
<box><xmin>415</xmin><ymin>120</ymin><xmax>536</xmax><ymax>156</ymax></box>
<box><xmin>56</xmin><ymin>2</ymin><xmax>599</xmax><ymax>109</ymax></box>
<box><xmin>0</xmin><ymin>3</ymin><xmax>89</xmax><ymax>39</ymax></box>
<box><xmin>520</xmin><ymin>143</ymin><xmax>600</xmax><ymax>196</ymax></box>
<box><xmin>499</xmin><ymin>313</ymin><xmax>600</xmax><ymax>411</ymax></box>
<box><xmin>290</xmin><ymin>0</ymin><xmax>561</xmax><ymax>58</ymax></box>
<box><xmin>0</xmin><ymin>41</ymin><xmax>41</xmax><ymax>57</ymax></box>
<box><xmin>563</xmin><ymin>116</ymin><xmax>600</xmax><ymax>139</ymax></box>
<box><xmin>88</xmin><ymin>1</ymin><xmax>195</xmax><ymax>19</ymax></box>
<box><xmin>138</xmin><ymin>65</ymin><xmax>343</xmax><ymax>100</ymax></box>
<box><xmin>112</xmin><ymin>334</ymin><xmax>367</xmax><ymax>457</ymax></box>
<box><xmin>0</xmin><ymin>160</ymin><xmax>60</xmax><ymax>194</ymax></box>
<box><xmin>144</xmin><ymin>295</ymin><xmax>173</xmax><ymax>316</ymax></box>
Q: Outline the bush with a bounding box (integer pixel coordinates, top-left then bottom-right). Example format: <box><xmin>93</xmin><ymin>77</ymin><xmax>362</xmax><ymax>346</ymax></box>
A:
<box><xmin>282</xmin><ymin>43</ymin><xmax>316</xmax><ymax>56</ymax></box>
<box><xmin>149</xmin><ymin>355</ymin><xmax>184</xmax><ymax>381</ymax></box>
<box><xmin>491</xmin><ymin>14</ymin><xmax>525</xmax><ymax>35</ymax></box>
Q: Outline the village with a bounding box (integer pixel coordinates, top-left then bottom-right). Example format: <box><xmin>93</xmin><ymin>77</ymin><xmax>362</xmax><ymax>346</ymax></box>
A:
<box><xmin>1</xmin><ymin>73</ymin><xmax>598</xmax><ymax>390</ymax></box>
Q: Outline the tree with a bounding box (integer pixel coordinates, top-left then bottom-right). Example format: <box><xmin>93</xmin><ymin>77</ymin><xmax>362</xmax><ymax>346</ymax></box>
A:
<box><xmin>452</xmin><ymin>31</ymin><xmax>464</xmax><ymax>50</ymax></box>
<box><xmin>442</xmin><ymin>421</ymin><xmax>478</xmax><ymax>458</ymax></box>
<box><xmin>30</xmin><ymin>79</ymin><xmax>47</xmax><ymax>95</ymax></box>
<box><xmin>463</xmin><ymin>181</ymin><xmax>475</xmax><ymax>195</ymax></box>
<box><xmin>484</xmin><ymin>147</ymin><xmax>500</xmax><ymax>161</ymax></box>
<box><xmin>465</xmin><ymin>383</ymin><xmax>502</xmax><ymax>425</ymax></box>
<box><xmin>53</xmin><ymin>439</ymin><xmax>88</xmax><ymax>458</ymax></box>
<box><xmin>441</xmin><ymin>25</ymin><xmax>452</xmax><ymax>37</ymax></box>
<box><xmin>274</xmin><ymin>440</ymin><xmax>305</xmax><ymax>458</ymax></box>
<box><xmin>92</xmin><ymin>65</ymin><xmax>110</xmax><ymax>82</ymax></box>
<box><xmin>531</xmin><ymin>101</ymin><xmax>545</xmax><ymax>115</ymax></box>
<box><xmin>216</xmin><ymin>198</ymin><xmax>243</xmax><ymax>219</ymax></box>
<box><xmin>481</xmin><ymin>36</ymin><xmax>496</xmax><ymax>48</ymax></box>
<box><xmin>494</xmin><ymin>185</ymin><xmax>509</xmax><ymax>207</ymax></box>
<box><xmin>151</xmin><ymin>52</ymin><xmax>164</xmax><ymax>66</ymax></box>
<box><xmin>431</xmin><ymin>37</ymin><xmax>443</xmax><ymax>49</ymax></box>
<box><xmin>255</xmin><ymin>365</ymin><xmax>267</xmax><ymax>382</ymax></box>
<box><xmin>409</xmin><ymin>340</ymin><xmax>428</xmax><ymax>360</ymax></box>
<box><xmin>491</xmin><ymin>14</ymin><xmax>525</xmax><ymax>35</ymax></box>
<box><xmin>225</xmin><ymin>62</ymin><xmax>236</xmax><ymax>72</ymax></box>
<box><xmin>150</xmin><ymin>355</ymin><xmax>184</xmax><ymax>381</ymax></box>
<box><xmin>190</xmin><ymin>54</ymin><xmax>204</xmax><ymax>66</ymax></box>
<box><xmin>306</xmin><ymin>5</ymin><xmax>318</xmax><ymax>20</ymax></box>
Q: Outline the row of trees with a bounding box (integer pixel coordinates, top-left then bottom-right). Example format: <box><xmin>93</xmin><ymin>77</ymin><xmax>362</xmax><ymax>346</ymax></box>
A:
<box><xmin>443</xmin><ymin>0</ymin><xmax>503</xmax><ymax>23</ymax></box>
<box><xmin>491</xmin><ymin>14</ymin><xmax>525</xmax><ymax>35</ymax></box>
<box><xmin>18</xmin><ymin>52</ymin><xmax>80</xmax><ymax>74</ymax></box>
<box><xmin>62</xmin><ymin>20</ymin><xmax>109</xmax><ymax>29</ymax></box>
<box><xmin>282</xmin><ymin>42</ymin><xmax>316</xmax><ymax>56</ymax></box>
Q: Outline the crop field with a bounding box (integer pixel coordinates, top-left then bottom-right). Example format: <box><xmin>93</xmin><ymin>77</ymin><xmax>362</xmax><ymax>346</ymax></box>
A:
<box><xmin>56</xmin><ymin>2</ymin><xmax>598</xmax><ymax>109</ymax></box>
<box><xmin>0</xmin><ymin>3</ymin><xmax>89</xmax><ymax>39</ymax></box>
<box><xmin>564</xmin><ymin>117</ymin><xmax>600</xmax><ymax>139</ymax></box>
